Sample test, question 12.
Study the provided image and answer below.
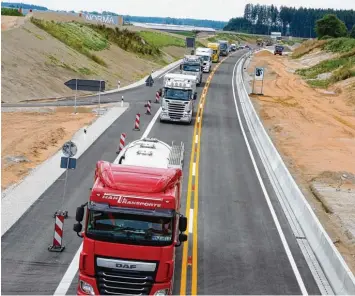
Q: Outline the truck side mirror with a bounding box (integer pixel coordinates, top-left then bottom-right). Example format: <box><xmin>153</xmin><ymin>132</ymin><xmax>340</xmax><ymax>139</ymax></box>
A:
<box><xmin>179</xmin><ymin>216</ymin><xmax>187</xmax><ymax>232</ymax></box>
<box><xmin>73</xmin><ymin>222</ymin><xmax>83</xmax><ymax>234</ymax></box>
<box><xmin>179</xmin><ymin>233</ymin><xmax>188</xmax><ymax>243</ymax></box>
<box><xmin>75</xmin><ymin>206</ymin><xmax>85</xmax><ymax>222</ymax></box>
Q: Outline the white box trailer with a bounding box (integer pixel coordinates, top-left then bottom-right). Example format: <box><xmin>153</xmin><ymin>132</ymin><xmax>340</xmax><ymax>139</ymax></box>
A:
<box><xmin>160</xmin><ymin>73</ymin><xmax>197</xmax><ymax>124</ymax></box>
<box><xmin>195</xmin><ymin>47</ymin><xmax>213</xmax><ymax>73</ymax></box>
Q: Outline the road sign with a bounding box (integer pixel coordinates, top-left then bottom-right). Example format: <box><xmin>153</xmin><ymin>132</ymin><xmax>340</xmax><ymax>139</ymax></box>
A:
<box><xmin>255</xmin><ymin>67</ymin><xmax>264</xmax><ymax>81</ymax></box>
<box><xmin>60</xmin><ymin>157</ymin><xmax>77</xmax><ymax>169</ymax></box>
<box><xmin>62</xmin><ymin>141</ymin><xmax>78</xmax><ymax>157</ymax></box>
<box><xmin>186</xmin><ymin>37</ymin><xmax>195</xmax><ymax>48</ymax></box>
<box><xmin>145</xmin><ymin>75</ymin><xmax>154</xmax><ymax>87</ymax></box>
<box><xmin>64</xmin><ymin>79</ymin><xmax>105</xmax><ymax>92</ymax></box>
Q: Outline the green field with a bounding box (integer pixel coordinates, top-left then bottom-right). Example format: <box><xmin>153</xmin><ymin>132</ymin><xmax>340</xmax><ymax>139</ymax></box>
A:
<box><xmin>139</xmin><ymin>31</ymin><xmax>185</xmax><ymax>47</ymax></box>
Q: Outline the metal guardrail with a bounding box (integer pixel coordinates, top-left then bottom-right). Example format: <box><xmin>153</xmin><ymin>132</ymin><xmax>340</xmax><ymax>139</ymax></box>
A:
<box><xmin>236</xmin><ymin>53</ymin><xmax>355</xmax><ymax>295</ymax></box>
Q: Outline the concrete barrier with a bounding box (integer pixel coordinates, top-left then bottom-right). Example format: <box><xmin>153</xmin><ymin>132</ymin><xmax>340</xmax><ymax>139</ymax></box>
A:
<box><xmin>236</xmin><ymin>54</ymin><xmax>355</xmax><ymax>295</ymax></box>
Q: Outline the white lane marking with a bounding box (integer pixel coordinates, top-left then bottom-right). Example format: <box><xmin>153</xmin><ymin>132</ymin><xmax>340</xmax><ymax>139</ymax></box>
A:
<box><xmin>199</xmin><ymin>103</ymin><xmax>203</xmax><ymax>109</ymax></box>
<box><xmin>197</xmin><ymin>117</ymin><xmax>200</xmax><ymax>123</ymax></box>
<box><xmin>189</xmin><ymin>209</ymin><xmax>194</xmax><ymax>233</ymax></box>
<box><xmin>141</xmin><ymin>108</ymin><xmax>162</xmax><ymax>139</ymax></box>
<box><xmin>54</xmin><ymin>107</ymin><xmax>162</xmax><ymax>295</ymax></box>
<box><xmin>192</xmin><ymin>163</ymin><xmax>196</xmax><ymax>176</ymax></box>
<box><xmin>195</xmin><ymin>135</ymin><xmax>198</xmax><ymax>144</ymax></box>
<box><xmin>231</xmin><ymin>56</ymin><xmax>308</xmax><ymax>295</ymax></box>
<box><xmin>53</xmin><ymin>244</ymin><xmax>83</xmax><ymax>295</ymax></box>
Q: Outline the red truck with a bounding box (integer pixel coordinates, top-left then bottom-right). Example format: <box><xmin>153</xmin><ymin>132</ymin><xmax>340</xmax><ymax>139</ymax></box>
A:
<box><xmin>73</xmin><ymin>138</ymin><xmax>187</xmax><ymax>296</ymax></box>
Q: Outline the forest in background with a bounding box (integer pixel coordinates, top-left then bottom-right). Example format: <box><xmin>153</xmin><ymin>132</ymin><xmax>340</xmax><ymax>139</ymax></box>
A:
<box><xmin>224</xmin><ymin>4</ymin><xmax>355</xmax><ymax>38</ymax></box>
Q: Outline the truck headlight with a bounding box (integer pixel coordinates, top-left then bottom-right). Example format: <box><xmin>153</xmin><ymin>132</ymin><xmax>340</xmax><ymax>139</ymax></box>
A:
<box><xmin>154</xmin><ymin>289</ymin><xmax>169</xmax><ymax>296</ymax></box>
<box><xmin>80</xmin><ymin>280</ymin><xmax>95</xmax><ymax>295</ymax></box>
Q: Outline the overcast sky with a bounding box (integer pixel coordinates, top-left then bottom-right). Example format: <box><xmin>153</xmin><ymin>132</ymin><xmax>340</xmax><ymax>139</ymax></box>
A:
<box><xmin>5</xmin><ymin>0</ymin><xmax>355</xmax><ymax>21</ymax></box>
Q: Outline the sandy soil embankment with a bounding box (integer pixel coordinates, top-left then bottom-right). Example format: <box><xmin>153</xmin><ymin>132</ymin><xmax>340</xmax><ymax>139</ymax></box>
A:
<box><xmin>247</xmin><ymin>49</ymin><xmax>355</xmax><ymax>273</ymax></box>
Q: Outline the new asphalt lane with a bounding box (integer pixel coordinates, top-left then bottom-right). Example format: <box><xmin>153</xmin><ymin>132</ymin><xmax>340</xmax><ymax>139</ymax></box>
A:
<box><xmin>196</xmin><ymin>53</ymin><xmax>321</xmax><ymax>294</ymax></box>
<box><xmin>2</xmin><ymin>51</ymin><xmax>321</xmax><ymax>295</ymax></box>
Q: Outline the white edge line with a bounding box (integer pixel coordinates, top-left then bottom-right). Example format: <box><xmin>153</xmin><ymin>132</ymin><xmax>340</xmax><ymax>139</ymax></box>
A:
<box><xmin>195</xmin><ymin>135</ymin><xmax>198</xmax><ymax>144</ymax></box>
<box><xmin>189</xmin><ymin>209</ymin><xmax>194</xmax><ymax>233</ymax></box>
<box><xmin>54</xmin><ymin>105</ymin><xmax>163</xmax><ymax>295</ymax></box>
<box><xmin>192</xmin><ymin>163</ymin><xmax>196</xmax><ymax>176</ymax></box>
<box><xmin>232</xmin><ymin>55</ymin><xmax>308</xmax><ymax>296</ymax></box>
<box><xmin>197</xmin><ymin>117</ymin><xmax>200</xmax><ymax>123</ymax></box>
<box><xmin>53</xmin><ymin>243</ymin><xmax>83</xmax><ymax>295</ymax></box>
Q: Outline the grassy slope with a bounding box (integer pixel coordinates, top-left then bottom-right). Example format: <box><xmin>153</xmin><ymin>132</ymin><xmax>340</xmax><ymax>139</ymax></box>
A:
<box><xmin>1</xmin><ymin>15</ymin><xmax>189</xmax><ymax>102</ymax></box>
<box><xmin>1</xmin><ymin>8</ymin><xmax>24</xmax><ymax>16</ymax></box>
<box><xmin>294</xmin><ymin>38</ymin><xmax>355</xmax><ymax>88</ymax></box>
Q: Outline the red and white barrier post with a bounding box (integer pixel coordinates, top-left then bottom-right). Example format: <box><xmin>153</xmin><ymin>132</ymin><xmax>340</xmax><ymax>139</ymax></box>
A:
<box><xmin>146</xmin><ymin>100</ymin><xmax>151</xmax><ymax>115</ymax></box>
<box><xmin>116</xmin><ymin>133</ymin><xmax>126</xmax><ymax>154</ymax></box>
<box><xmin>155</xmin><ymin>91</ymin><xmax>160</xmax><ymax>103</ymax></box>
<box><xmin>48</xmin><ymin>213</ymin><xmax>65</xmax><ymax>252</ymax></box>
<box><xmin>133</xmin><ymin>113</ymin><xmax>140</xmax><ymax>131</ymax></box>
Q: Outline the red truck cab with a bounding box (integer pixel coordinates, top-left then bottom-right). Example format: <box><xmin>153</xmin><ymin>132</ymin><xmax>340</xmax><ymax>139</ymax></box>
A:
<box><xmin>73</xmin><ymin>152</ymin><xmax>188</xmax><ymax>296</ymax></box>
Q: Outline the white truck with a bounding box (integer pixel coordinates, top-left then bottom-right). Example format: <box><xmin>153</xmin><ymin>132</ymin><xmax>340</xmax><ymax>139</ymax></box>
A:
<box><xmin>195</xmin><ymin>47</ymin><xmax>213</xmax><ymax>73</ymax></box>
<box><xmin>160</xmin><ymin>73</ymin><xmax>197</xmax><ymax>124</ymax></box>
<box><xmin>180</xmin><ymin>55</ymin><xmax>203</xmax><ymax>86</ymax></box>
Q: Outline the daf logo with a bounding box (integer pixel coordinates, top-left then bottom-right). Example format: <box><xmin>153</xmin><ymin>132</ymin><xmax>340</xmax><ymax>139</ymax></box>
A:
<box><xmin>116</xmin><ymin>263</ymin><xmax>137</xmax><ymax>269</ymax></box>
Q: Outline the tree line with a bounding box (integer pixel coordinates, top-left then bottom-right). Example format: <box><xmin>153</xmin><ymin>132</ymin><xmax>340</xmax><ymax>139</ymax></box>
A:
<box><xmin>224</xmin><ymin>3</ymin><xmax>355</xmax><ymax>38</ymax></box>
<box><xmin>1</xmin><ymin>2</ymin><xmax>48</xmax><ymax>11</ymax></box>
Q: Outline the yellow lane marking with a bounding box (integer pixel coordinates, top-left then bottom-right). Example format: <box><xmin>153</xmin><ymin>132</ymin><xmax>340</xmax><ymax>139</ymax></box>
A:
<box><xmin>180</xmin><ymin>56</ymin><xmax>229</xmax><ymax>296</ymax></box>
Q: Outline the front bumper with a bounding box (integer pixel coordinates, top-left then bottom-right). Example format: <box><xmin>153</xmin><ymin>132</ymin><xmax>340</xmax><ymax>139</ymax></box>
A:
<box><xmin>77</xmin><ymin>273</ymin><xmax>172</xmax><ymax>296</ymax></box>
<box><xmin>160</xmin><ymin>111</ymin><xmax>192</xmax><ymax>123</ymax></box>
<box><xmin>203</xmin><ymin>65</ymin><xmax>210</xmax><ymax>72</ymax></box>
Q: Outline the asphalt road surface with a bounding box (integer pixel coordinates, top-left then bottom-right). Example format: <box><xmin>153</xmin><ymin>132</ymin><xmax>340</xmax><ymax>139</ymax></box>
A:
<box><xmin>2</xmin><ymin>51</ymin><xmax>321</xmax><ymax>295</ymax></box>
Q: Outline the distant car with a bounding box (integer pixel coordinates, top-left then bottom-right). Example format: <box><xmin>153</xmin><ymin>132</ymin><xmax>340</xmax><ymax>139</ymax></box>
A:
<box><xmin>230</xmin><ymin>44</ymin><xmax>237</xmax><ymax>51</ymax></box>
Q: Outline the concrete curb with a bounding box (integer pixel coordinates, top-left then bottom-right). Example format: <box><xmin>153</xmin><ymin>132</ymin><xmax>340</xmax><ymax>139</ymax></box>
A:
<box><xmin>1</xmin><ymin>103</ymin><xmax>128</xmax><ymax>236</ymax></box>
<box><xmin>236</xmin><ymin>53</ymin><xmax>355</xmax><ymax>294</ymax></box>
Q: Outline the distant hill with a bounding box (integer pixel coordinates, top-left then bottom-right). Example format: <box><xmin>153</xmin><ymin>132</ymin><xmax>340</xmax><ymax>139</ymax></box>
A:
<box><xmin>1</xmin><ymin>2</ymin><xmax>226</xmax><ymax>29</ymax></box>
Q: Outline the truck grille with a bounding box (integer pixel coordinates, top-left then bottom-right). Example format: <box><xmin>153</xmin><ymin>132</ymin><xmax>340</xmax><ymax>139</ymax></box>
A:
<box><xmin>168</xmin><ymin>102</ymin><xmax>185</xmax><ymax>120</ymax></box>
<box><xmin>96</xmin><ymin>267</ymin><xmax>155</xmax><ymax>295</ymax></box>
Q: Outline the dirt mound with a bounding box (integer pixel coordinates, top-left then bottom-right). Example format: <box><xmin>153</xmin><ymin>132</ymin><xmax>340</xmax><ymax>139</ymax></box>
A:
<box><xmin>1</xmin><ymin>108</ymin><xmax>95</xmax><ymax>190</ymax></box>
<box><xmin>255</xmin><ymin>50</ymin><xmax>273</xmax><ymax>57</ymax></box>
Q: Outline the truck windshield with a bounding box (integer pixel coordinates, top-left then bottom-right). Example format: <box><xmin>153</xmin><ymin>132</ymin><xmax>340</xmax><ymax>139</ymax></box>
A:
<box><xmin>220</xmin><ymin>44</ymin><xmax>227</xmax><ymax>50</ymax></box>
<box><xmin>212</xmin><ymin>50</ymin><xmax>217</xmax><ymax>54</ymax></box>
<box><xmin>198</xmin><ymin>55</ymin><xmax>209</xmax><ymax>61</ymax></box>
<box><xmin>165</xmin><ymin>88</ymin><xmax>191</xmax><ymax>101</ymax></box>
<box><xmin>86</xmin><ymin>210</ymin><xmax>174</xmax><ymax>246</ymax></box>
<box><xmin>182</xmin><ymin>64</ymin><xmax>200</xmax><ymax>72</ymax></box>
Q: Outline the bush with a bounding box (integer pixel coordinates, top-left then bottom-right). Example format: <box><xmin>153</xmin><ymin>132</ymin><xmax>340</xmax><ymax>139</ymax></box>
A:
<box><xmin>315</xmin><ymin>14</ymin><xmax>348</xmax><ymax>39</ymax></box>
<box><xmin>319</xmin><ymin>35</ymin><xmax>332</xmax><ymax>40</ymax></box>
<box><xmin>1</xmin><ymin>8</ymin><xmax>23</xmax><ymax>16</ymax></box>
<box><xmin>322</xmin><ymin>38</ymin><xmax>355</xmax><ymax>53</ymax></box>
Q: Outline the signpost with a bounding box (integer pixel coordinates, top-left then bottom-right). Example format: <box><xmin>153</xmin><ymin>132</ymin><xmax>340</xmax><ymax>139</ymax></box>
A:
<box><xmin>64</xmin><ymin>79</ymin><xmax>106</xmax><ymax>114</ymax></box>
<box><xmin>252</xmin><ymin>67</ymin><xmax>265</xmax><ymax>95</ymax></box>
<box><xmin>54</xmin><ymin>141</ymin><xmax>78</xmax><ymax>218</ymax></box>
<box><xmin>145</xmin><ymin>75</ymin><xmax>154</xmax><ymax>87</ymax></box>
<box><xmin>186</xmin><ymin>37</ymin><xmax>196</xmax><ymax>55</ymax></box>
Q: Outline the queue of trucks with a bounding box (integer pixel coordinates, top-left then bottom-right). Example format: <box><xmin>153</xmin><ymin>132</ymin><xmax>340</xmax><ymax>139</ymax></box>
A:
<box><xmin>72</xmin><ymin>37</ymin><xmax>242</xmax><ymax>295</ymax></box>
